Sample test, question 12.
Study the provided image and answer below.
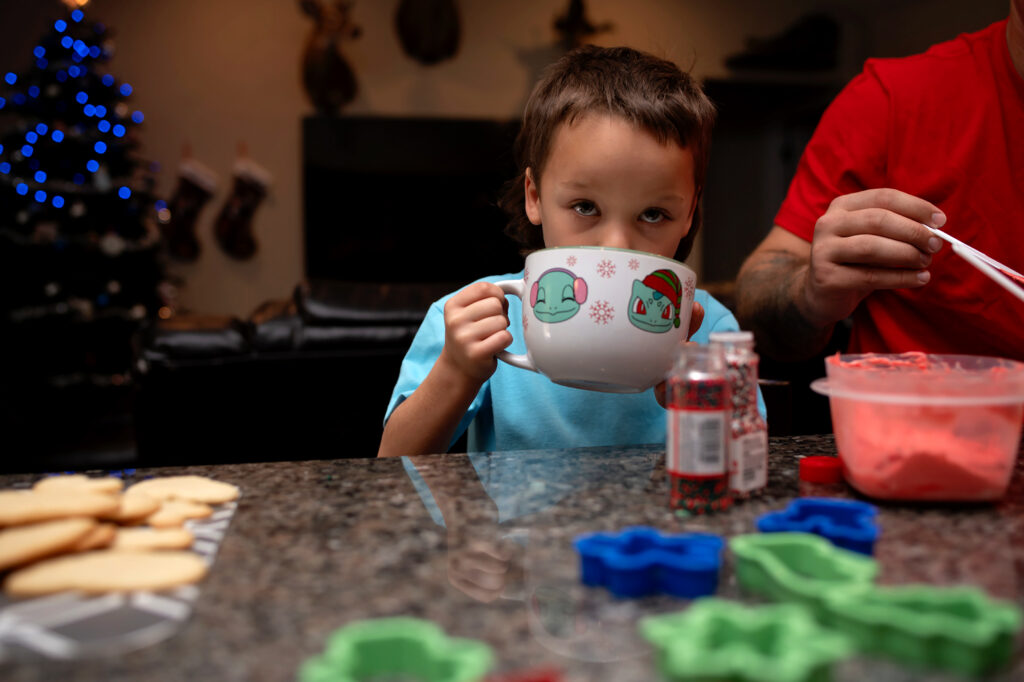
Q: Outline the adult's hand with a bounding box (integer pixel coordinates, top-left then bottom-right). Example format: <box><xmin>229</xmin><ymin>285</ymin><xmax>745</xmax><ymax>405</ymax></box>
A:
<box><xmin>802</xmin><ymin>188</ymin><xmax>946</xmax><ymax>327</ymax></box>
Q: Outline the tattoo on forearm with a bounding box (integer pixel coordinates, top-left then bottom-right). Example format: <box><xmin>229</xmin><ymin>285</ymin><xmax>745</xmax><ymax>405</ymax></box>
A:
<box><xmin>737</xmin><ymin>250</ymin><xmax>832</xmax><ymax>361</ymax></box>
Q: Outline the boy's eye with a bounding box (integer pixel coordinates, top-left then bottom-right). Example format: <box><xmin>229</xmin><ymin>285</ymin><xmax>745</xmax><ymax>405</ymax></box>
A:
<box><xmin>572</xmin><ymin>201</ymin><xmax>598</xmax><ymax>217</ymax></box>
<box><xmin>640</xmin><ymin>208</ymin><xmax>667</xmax><ymax>224</ymax></box>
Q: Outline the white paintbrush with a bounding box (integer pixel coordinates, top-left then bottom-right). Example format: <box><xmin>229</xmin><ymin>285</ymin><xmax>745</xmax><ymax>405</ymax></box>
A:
<box><xmin>923</xmin><ymin>225</ymin><xmax>1024</xmax><ymax>305</ymax></box>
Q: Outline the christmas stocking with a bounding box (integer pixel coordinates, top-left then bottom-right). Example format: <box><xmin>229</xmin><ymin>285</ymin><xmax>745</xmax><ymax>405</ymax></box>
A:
<box><xmin>213</xmin><ymin>155</ymin><xmax>271</xmax><ymax>261</ymax></box>
<box><xmin>163</xmin><ymin>157</ymin><xmax>218</xmax><ymax>262</ymax></box>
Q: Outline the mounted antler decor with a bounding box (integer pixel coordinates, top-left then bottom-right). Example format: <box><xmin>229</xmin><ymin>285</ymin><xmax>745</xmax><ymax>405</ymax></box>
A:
<box><xmin>299</xmin><ymin>0</ymin><xmax>362</xmax><ymax>114</ymax></box>
<box><xmin>554</xmin><ymin>0</ymin><xmax>613</xmax><ymax>51</ymax></box>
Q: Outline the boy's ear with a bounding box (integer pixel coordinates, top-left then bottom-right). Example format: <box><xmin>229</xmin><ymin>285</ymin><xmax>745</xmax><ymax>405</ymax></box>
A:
<box><xmin>524</xmin><ymin>168</ymin><xmax>542</xmax><ymax>226</ymax></box>
<box><xmin>686</xmin><ymin>186</ymin><xmax>702</xmax><ymax>229</ymax></box>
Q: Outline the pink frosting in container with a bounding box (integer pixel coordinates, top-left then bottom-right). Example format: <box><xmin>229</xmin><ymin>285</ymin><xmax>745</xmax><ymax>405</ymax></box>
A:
<box><xmin>811</xmin><ymin>353</ymin><xmax>1024</xmax><ymax>501</ymax></box>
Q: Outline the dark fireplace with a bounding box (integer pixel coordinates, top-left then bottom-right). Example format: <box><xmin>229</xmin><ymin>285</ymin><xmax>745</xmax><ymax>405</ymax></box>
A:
<box><xmin>303</xmin><ymin>115</ymin><xmax>525</xmax><ymax>285</ymax></box>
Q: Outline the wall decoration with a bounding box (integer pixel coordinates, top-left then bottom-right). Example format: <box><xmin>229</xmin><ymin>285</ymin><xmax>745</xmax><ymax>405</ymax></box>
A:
<box><xmin>299</xmin><ymin>0</ymin><xmax>362</xmax><ymax>114</ymax></box>
<box><xmin>212</xmin><ymin>143</ymin><xmax>271</xmax><ymax>261</ymax></box>
<box><xmin>553</xmin><ymin>0</ymin><xmax>613</xmax><ymax>51</ymax></box>
<box><xmin>395</xmin><ymin>0</ymin><xmax>461</xmax><ymax>66</ymax></box>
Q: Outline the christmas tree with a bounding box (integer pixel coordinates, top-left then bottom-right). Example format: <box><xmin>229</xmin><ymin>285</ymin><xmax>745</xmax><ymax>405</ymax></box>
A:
<box><xmin>0</xmin><ymin>2</ymin><xmax>171</xmax><ymax>465</ymax></box>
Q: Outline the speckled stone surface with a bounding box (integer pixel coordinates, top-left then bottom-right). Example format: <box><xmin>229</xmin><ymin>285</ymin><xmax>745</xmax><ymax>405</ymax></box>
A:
<box><xmin>2</xmin><ymin>436</ymin><xmax>1024</xmax><ymax>681</ymax></box>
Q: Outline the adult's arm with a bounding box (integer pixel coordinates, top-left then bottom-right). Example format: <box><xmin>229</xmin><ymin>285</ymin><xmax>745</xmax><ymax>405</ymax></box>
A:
<box><xmin>735</xmin><ymin>189</ymin><xmax>945</xmax><ymax>362</ymax></box>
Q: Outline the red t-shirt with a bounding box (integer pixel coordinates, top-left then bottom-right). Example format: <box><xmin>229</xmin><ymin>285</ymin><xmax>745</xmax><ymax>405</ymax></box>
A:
<box><xmin>775</xmin><ymin>20</ymin><xmax>1024</xmax><ymax>361</ymax></box>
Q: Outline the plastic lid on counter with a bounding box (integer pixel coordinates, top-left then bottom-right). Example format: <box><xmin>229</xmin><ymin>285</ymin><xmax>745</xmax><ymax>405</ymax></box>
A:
<box><xmin>799</xmin><ymin>456</ymin><xmax>843</xmax><ymax>484</ymax></box>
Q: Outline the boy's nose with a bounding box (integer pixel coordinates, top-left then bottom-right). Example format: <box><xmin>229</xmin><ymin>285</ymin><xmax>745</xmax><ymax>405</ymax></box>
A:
<box><xmin>597</xmin><ymin>224</ymin><xmax>633</xmax><ymax>250</ymax></box>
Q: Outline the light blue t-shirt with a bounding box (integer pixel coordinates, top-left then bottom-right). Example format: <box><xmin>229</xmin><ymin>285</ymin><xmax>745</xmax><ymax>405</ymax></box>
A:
<box><xmin>383</xmin><ymin>272</ymin><xmax>764</xmax><ymax>453</ymax></box>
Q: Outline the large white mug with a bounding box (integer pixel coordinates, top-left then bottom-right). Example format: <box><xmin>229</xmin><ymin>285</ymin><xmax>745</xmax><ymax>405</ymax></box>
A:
<box><xmin>496</xmin><ymin>246</ymin><xmax>696</xmax><ymax>393</ymax></box>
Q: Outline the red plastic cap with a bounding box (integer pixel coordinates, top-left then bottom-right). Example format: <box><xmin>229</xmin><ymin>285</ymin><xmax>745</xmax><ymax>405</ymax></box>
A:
<box><xmin>799</xmin><ymin>456</ymin><xmax>843</xmax><ymax>484</ymax></box>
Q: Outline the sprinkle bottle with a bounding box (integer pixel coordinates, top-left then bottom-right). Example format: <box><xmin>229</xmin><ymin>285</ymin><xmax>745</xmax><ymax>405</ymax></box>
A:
<box><xmin>665</xmin><ymin>344</ymin><xmax>732</xmax><ymax>513</ymax></box>
<box><xmin>710</xmin><ymin>331</ymin><xmax>768</xmax><ymax>498</ymax></box>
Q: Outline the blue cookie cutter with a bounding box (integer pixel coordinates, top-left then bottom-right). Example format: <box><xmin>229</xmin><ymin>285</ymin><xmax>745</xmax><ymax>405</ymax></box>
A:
<box><xmin>572</xmin><ymin>526</ymin><xmax>724</xmax><ymax>599</ymax></box>
<box><xmin>756</xmin><ymin>498</ymin><xmax>879</xmax><ymax>555</ymax></box>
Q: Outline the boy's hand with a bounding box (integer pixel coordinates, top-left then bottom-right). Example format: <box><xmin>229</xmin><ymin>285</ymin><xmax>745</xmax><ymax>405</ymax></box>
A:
<box><xmin>654</xmin><ymin>301</ymin><xmax>704</xmax><ymax>408</ymax></box>
<box><xmin>438</xmin><ymin>282</ymin><xmax>513</xmax><ymax>384</ymax></box>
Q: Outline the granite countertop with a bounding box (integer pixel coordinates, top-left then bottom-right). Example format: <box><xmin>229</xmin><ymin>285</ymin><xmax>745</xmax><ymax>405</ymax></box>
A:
<box><xmin>2</xmin><ymin>435</ymin><xmax>1024</xmax><ymax>681</ymax></box>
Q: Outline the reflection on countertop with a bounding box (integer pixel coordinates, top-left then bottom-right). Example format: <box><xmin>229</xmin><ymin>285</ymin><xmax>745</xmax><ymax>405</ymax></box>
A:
<box><xmin>1</xmin><ymin>435</ymin><xmax>1023</xmax><ymax>681</ymax></box>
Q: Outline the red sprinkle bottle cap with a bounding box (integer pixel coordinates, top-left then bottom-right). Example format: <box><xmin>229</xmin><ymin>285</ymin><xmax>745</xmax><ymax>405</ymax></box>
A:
<box><xmin>799</xmin><ymin>456</ymin><xmax>843</xmax><ymax>484</ymax></box>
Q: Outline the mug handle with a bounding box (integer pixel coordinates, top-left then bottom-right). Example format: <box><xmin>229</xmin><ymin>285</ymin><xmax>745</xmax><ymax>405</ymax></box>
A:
<box><xmin>494</xmin><ymin>278</ymin><xmax>539</xmax><ymax>373</ymax></box>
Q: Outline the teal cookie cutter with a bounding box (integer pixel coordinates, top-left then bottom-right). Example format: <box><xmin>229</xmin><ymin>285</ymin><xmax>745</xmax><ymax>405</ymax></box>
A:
<box><xmin>640</xmin><ymin>598</ymin><xmax>853</xmax><ymax>682</ymax></box>
<box><xmin>730</xmin><ymin>532</ymin><xmax>878</xmax><ymax>614</ymax></box>
<box><xmin>822</xmin><ymin>584</ymin><xmax>1022</xmax><ymax>677</ymax></box>
<box><xmin>299</xmin><ymin>617</ymin><xmax>493</xmax><ymax>682</ymax></box>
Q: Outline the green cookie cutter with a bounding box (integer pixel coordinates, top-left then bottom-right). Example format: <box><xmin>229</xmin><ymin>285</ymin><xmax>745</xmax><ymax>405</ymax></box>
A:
<box><xmin>822</xmin><ymin>584</ymin><xmax>1022</xmax><ymax>676</ymax></box>
<box><xmin>299</xmin><ymin>617</ymin><xmax>494</xmax><ymax>682</ymax></box>
<box><xmin>730</xmin><ymin>532</ymin><xmax>878</xmax><ymax>614</ymax></box>
<box><xmin>640</xmin><ymin>598</ymin><xmax>853</xmax><ymax>682</ymax></box>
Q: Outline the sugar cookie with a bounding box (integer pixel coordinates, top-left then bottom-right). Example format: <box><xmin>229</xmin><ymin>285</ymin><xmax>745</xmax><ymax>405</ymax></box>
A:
<box><xmin>126</xmin><ymin>475</ymin><xmax>239</xmax><ymax>504</ymax></box>
<box><xmin>33</xmin><ymin>474</ymin><xmax>123</xmax><ymax>496</ymax></box>
<box><xmin>145</xmin><ymin>499</ymin><xmax>213</xmax><ymax>528</ymax></box>
<box><xmin>0</xmin><ymin>518</ymin><xmax>97</xmax><ymax>571</ymax></box>
<box><xmin>0</xmin><ymin>490</ymin><xmax>121</xmax><ymax>526</ymax></box>
<box><xmin>113</xmin><ymin>527</ymin><xmax>194</xmax><ymax>551</ymax></box>
<box><xmin>3</xmin><ymin>550</ymin><xmax>209</xmax><ymax>596</ymax></box>
<box><xmin>100</xmin><ymin>492</ymin><xmax>161</xmax><ymax>524</ymax></box>
<box><xmin>68</xmin><ymin>523</ymin><xmax>117</xmax><ymax>552</ymax></box>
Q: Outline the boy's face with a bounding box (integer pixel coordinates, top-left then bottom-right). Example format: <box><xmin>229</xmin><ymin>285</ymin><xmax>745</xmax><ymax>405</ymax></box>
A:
<box><xmin>524</xmin><ymin>113</ymin><xmax>697</xmax><ymax>260</ymax></box>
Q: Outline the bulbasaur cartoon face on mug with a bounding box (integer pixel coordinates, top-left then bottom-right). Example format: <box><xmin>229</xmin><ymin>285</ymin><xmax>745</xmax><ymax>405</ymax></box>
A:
<box><xmin>627</xmin><ymin>269</ymin><xmax>682</xmax><ymax>333</ymax></box>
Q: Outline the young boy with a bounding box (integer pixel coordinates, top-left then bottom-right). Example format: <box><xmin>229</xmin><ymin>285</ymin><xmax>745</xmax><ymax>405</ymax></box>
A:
<box><xmin>379</xmin><ymin>45</ymin><xmax>754</xmax><ymax>458</ymax></box>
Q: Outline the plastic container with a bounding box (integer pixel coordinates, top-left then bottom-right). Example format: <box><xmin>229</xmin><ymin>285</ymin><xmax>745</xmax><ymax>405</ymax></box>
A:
<box><xmin>811</xmin><ymin>353</ymin><xmax>1024</xmax><ymax>502</ymax></box>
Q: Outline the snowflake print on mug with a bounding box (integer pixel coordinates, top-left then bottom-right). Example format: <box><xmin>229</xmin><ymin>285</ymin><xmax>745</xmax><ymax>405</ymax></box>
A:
<box><xmin>628</xmin><ymin>257</ymin><xmax>640</xmax><ymax>271</ymax></box>
<box><xmin>590</xmin><ymin>300</ymin><xmax>615</xmax><ymax>324</ymax></box>
<box><xmin>566</xmin><ymin>256</ymin><xmax>577</xmax><ymax>267</ymax></box>
<box><xmin>597</xmin><ymin>259</ymin><xmax>616</xmax><ymax>278</ymax></box>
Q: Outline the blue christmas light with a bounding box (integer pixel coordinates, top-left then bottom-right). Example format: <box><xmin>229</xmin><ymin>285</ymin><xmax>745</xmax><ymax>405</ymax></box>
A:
<box><xmin>25</xmin><ymin>131</ymin><xmax>38</xmax><ymax>143</ymax></box>
<box><xmin>55</xmin><ymin>19</ymin><xmax>67</xmax><ymax>32</ymax></box>
<box><xmin>102</xmin><ymin>74</ymin><xmax>114</xmax><ymax>87</ymax></box>
<box><xmin>89</xmin><ymin>46</ymin><xmax>101</xmax><ymax>59</ymax></box>
<box><xmin>75</xmin><ymin>91</ymin><xmax>88</xmax><ymax>104</ymax></box>
<box><xmin>83</xmin><ymin>104</ymin><xmax>96</xmax><ymax>116</ymax></box>
<box><xmin>36</xmin><ymin>123</ymin><xmax>47</xmax><ymax>135</ymax></box>
<box><xmin>33</xmin><ymin>46</ymin><xmax>46</xmax><ymax>58</ymax></box>
<box><xmin>73</xmin><ymin>40</ymin><xmax>88</xmax><ymax>57</ymax></box>
<box><xmin>86</xmin><ymin>160</ymin><xmax>99</xmax><ymax>172</ymax></box>
<box><xmin>34</xmin><ymin>191</ymin><xmax>47</xmax><ymax>203</ymax></box>
<box><xmin>112</xmin><ymin>124</ymin><xmax>125</xmax><ymax>138</ymax></box>
<box><xmin>98</xmin><ymin>120</ymin><xmax>111</xmax><ymax>132</ymax></box>
<box><xmin>28</xmin><ymin>86</ymin><xmax>40</xmax><ymax>98</ymax></box>
<box><xmin>34</xmin><ymin>171</ymin><xmax>47</xmax><ymax>183</ymax></box>
<box><xmin>131</xmin><ymin>110</ymin><xmax>144</xmax><ymax>124</ymax></box>
<box><xmin>21</xmin><ymin>145</ymin><xmax>33</xmax><ymax>157</ymax></box>
<box><xmin>94</xmin><ymin>141</ymin><xmax>107</xmax><ymax>154</ymax></box>
<box><xmin>68</xmin><ymin>65</ymin><xmax>81</xmax><ymax>77</ymax></box>
<box><xmin>36</xmin><ymin>58</ymin><xmax>48</xmax><ymax>69</ymax></box>
<box><xmin>13</xmin><ymin>93</ymin><xmax>26</xmax><ymax>105</ymax></box>
<box><xmin>52</xmin><ymin>195</ymin><xmax>65</xmax><ymax>208</ymax></box>
<box><xmin>0</xmin><ymin>163</ymin><xmax>10</xmax><ymax>174</ymax></box>
<box><xmin>94</xmin><ymin>105</ymin><xmax>107</xmax><ymax>117</ymax></box>
<box><xmin>56</xmin><ymin>70</ymin><xmax>67</xmax><ymax>82</ymax></box>
<box><xmin>51</xmin><ymin>130</ymin><xmax>64</xmax><ymax>142</ymax></box>
<box><xmin>16</xmin><ymin>183</ymin><xmax>28</xmax><ymax>195</ymax></box>
<box><xmin>0</xmin><ymin>98</ymin><xmax>4</xmax><ymax>109</ymax></box>
<box><xmin>72</xmin><ymin>9</ymin><xmax>84</xmax><ymax>23</ymax></box>
<box><xmin>0</xmin><ymin>144</ymin><xmax>3</xmax><ymax>154</ymax></box>
<box><xmin>4</xmin><ymin>73</ymin><xmax>16</xmax><ymax>85</ymax></box>
<box><xmin>155</xmin><ymin>199</ymin><xmax>167</xmax><ymax>210</ymax></box>
<box><xmin>118</xmin><ymin>186</ymin><xmax>131</xmax><ymax>199</ymax></box>
<box><xmin>73</xmin><ymin>173</ymin><xmax>85</xmax><ymax>184</ymax></box>
<box><xmin>61</xmin><ymin>36</ymin><xmax>73</xmax><ymax>49</ymax></box>
<box><xmin>119</xmin><ymin>83</ymin><xmax>132</xmax><ymax>96</ymax></box>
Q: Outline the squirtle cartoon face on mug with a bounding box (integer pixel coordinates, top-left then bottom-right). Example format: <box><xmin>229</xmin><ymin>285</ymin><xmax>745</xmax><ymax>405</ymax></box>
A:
<box><xmin>628</xmin><ymin>269</ymin><xmax>682</xmax><ymax>333</ymax></box>
<box><xmin>531</xmin><ymin>268</ymin><xmax>588</xmax><ymax>323</ymax></box>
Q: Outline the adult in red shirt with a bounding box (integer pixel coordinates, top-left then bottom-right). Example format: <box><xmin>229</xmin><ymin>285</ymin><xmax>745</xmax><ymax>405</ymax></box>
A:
<box><xmin>735</xmin><ymin>2</ymin><xmax>1024</xmax><ymax>363</ymax></box>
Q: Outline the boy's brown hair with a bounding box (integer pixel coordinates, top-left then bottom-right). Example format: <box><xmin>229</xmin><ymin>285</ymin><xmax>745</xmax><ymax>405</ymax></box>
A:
<box><xmin>499</xmin><ymin>45</ymin><xmax>716</xmax><ymax>262</ymax></box>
